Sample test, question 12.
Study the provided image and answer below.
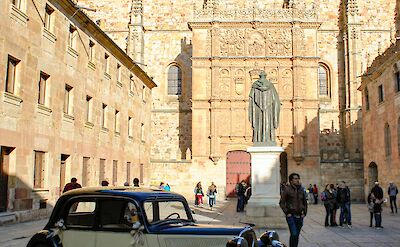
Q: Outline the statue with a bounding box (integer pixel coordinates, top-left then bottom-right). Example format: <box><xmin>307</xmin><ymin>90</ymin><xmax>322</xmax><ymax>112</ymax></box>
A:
<box><xmin>248</xmin><ymin>71</ymin><xmax>280</xmax><ymax>145</ymax></box>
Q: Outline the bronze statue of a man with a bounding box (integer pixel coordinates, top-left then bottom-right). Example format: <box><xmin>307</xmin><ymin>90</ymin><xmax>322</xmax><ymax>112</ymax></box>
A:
<box><xmin>248</xmin><ymin>71</ymin><xmax>280</xmax><ymax>145</ymax></box>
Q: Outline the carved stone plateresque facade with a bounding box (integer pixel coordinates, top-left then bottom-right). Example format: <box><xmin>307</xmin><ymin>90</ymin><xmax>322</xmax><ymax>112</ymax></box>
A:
<box><xmin>54</xmin><ymin>0</ymin><xmax>398</xmax><ymax>201</ymax></box>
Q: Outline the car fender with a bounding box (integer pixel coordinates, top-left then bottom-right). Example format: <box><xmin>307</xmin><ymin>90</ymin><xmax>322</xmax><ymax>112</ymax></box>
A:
<box><xmin>27</xmin><ymin>230</ymin><xmax>62</xmax><ymax>247</ymax></box>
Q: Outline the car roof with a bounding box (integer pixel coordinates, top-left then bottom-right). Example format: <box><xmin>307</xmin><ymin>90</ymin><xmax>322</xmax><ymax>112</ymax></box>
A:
<box><xmin>61</xmin><ymin>186</ymin><xmax>185</xmax><ymax>203</ymax></box>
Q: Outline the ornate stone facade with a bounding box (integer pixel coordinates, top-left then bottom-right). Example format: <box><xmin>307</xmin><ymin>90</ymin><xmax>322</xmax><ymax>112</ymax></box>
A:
<box><xmin>76</xmin><ymin>0</ymin><xmax>397</xmax><ymax>200</ymax></box>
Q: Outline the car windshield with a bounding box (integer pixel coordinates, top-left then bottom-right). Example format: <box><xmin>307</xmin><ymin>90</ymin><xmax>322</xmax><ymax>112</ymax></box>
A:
<box><xmin>144</xmin><ymin>200</ymin><xmax>191</xmax><ymax>224</ymax></box>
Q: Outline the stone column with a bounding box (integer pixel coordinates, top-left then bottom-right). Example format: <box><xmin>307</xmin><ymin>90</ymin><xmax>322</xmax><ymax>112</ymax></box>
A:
<box><xmin>246</xmin><ymin>146</ymin><xmax>287</xmax><ymax>228</ymax></box>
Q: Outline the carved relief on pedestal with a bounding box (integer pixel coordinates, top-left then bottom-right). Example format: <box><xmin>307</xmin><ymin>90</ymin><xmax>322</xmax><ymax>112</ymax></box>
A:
<box><xmin>265</xmin><ymin>29</ymin><xmax>292</xmax><ymax>56</ymax></box>
<box><xmin>219</xmin><ymin>69</ymin><xmax>231</xmax><ymax>95</ymax></box>
<box><xmin>234</xmin><ymin>69</ymin><xmax>245</xmax><ymax>95</ymax></box>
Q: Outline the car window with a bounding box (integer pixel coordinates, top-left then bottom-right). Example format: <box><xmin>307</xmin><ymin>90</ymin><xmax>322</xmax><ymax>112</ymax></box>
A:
<box><xmin>144</xmin><ymin>200</ymin><xmax>189</xmax><ymax>224</ymax></box>
<box><xmin>99</xmin><ymin>200</ymin><xmax>139</xmax><ymax>229</ymax></box>
<box><xmin>65</xmin><ymin>201</ymin><xmax>96</xmax><ymax>228</ymax></box>
<box><xmin>144</xmin><ymin>201</ymin><xmax>154</xmax><ymax>223</ymax></box>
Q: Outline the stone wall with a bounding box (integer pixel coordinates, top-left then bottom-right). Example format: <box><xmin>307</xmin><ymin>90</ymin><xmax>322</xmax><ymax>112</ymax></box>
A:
<box><xmin>320</xmin><ymin>162</ymin><xmax>365</xmax><ymax>202</ymax></box>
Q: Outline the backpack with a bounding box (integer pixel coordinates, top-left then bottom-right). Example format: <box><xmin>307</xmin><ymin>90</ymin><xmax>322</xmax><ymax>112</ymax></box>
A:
<box><xmin>320</xmin><ymin>191</ymin><xmax>327</xmax><ymax>201</ymax></box>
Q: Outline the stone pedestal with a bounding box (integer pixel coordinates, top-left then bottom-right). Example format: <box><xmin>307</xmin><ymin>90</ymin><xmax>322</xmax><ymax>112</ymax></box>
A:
<box><xmin>246</xmin><ymin>146</ymin><xmax>287</xmax><ymax>229</ymax></box>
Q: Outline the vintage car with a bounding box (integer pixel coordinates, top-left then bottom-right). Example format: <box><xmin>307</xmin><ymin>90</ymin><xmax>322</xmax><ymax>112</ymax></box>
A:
<box><xmin>27</xmin><ymin>187</ymin><xmax>284</xmax><ymax>247</ymax></box>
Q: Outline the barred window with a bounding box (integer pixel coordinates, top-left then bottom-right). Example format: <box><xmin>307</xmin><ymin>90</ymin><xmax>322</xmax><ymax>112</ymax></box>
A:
<box><xmin>365</xmin><ymin>88</ymin><xmax>370</xmax><ymax>111</ymax></box>
<box><xmin>384</xmin><ymin>123</ymin><xmax>391</xmax><ymax>157</ymax></box>
<box><xmin>318</xmin><ymin>64</ymin><xmax>330</xmax><ymax>97</ymax></box>
<box><xmin>398</xmin><ymin>118</ymin><xmax>400</xmax><ymax>156</ymax></box>
<box><xmin>167</xmin><ymin>65</ymin><xmax>182</xmax><ymax>95</ymax></box>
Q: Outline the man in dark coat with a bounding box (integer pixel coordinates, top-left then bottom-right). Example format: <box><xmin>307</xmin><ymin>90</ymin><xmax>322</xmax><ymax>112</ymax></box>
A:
<box><xmin>280</xmin><ymin>173</ymin><xmax>307</xmax><ymax>247</ymax></box>
<box><xmin>63</xmin><ymin>177</ymin><xmax>82</xmax><ymax>193</ymax></box>
<box><xmin>337</xmin><ymin>181</ymin><xmax>352</xmax><ymax>227</ymax></box>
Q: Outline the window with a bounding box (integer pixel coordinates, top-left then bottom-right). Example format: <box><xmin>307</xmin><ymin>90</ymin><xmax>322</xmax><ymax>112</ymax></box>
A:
<box><xmin>5</xmin><ymin>55</ymin><xmax>20</xmax><ymax>94</ymax></box>
<box><xmin>141</xmin><ymin>123</ymin><xmax>145</xmax><ymax>142</ymax></box>
<box><xmin>143</xmin><ymin>200</ymin><xmax>189</xmax><ymax>224</ymax></box>
<box><xmin>99</xmin><ymin>159</ymin><xmax>106</xmax><ymax>184</ymax></box>
<box><xmin>12</xmin><ymin>0</ymin><xmax>23</xmax><ymax>9</ymax></box>
<box><xmin>385</xmin><ymin>123</ymin><xmax>391</xmax><ymax>156</ymax></box>
<box><xmin>112</xmin><ymin>160</ymin><xmax>118</xmax><ymax>185</ymax></box>
<box><xmin>38</xmin><ymin>72</ymin><xmax>49</xmax><ymax>105</ymax></box>
<box><xmin>68</xmin><ymin>25</ymin><xmax>77</xmax><ymax>50</ymax></box>
<box><xmin>64</xmin><ymin>84</ymin><xmax>73</xmax><ymax>115</ymax></box>
<box><xmin>117</xmin><ymin>64</ymin><xmax>122</xmax><ymax>82</ymax></box>
<box><xmin>398</xmin><ymin>118</ymin><xmax>400</xmax><ymax>156</ymax></box>
<box><xmin>128</xmin><ymin>116</ymin><xmax>133</xmax><ymax>138</ymax></box>
<box><xmin>89</xmin><ymin>41</ymin><xmax>95</xmax><ymax>63</ymax></box>
<box><xmin>365</xmin><ymin>88</ymin><xmax>370</xmax><ymax>111</ymax></box>
<box><xmin>44</xmin><ymin>4</ymin><xmax>54</xmax><ymax>32</ymax></box>
<box><xmin>104</xmin><ymin>53</ymin><xmax>110</xmax><ymax>75</ymax></box>
<box><xmin>318</xmin><ymin>64</ymin><xmax>330</xmax><ymax>97</ymax></box>
<box><xmin>34</xmin><ymin>151</ymin><xmax>45</xmax><ymax>188</ymax></box>
<box><xmin>129</xmin><ymin>75</ymin><xmax>135</xmax><ymax>93</ymax></box>
<box><xmin>126</xmin><ymin>162</ymin><xmax>131</xmax><ymax>183</ymax></box>
<box><xmin>65</xmin><ymin>200</ymin><xmax>96</xmax><ymax>228</ymax></box>
<box><xmin>86</xmin><ymin>95</ymin><xmax>92</xmax><ymax>123</ymax></box>
<box><xmin>167</xmin><ymin>65</ymin><xmax>182</xmax><ymax>95</ymax></box>
<box><xmin>101</xmin><ymin>104</ymin><xmax>108</xmax><ymax>128</ymax></box>
<box><xmin>395</xmin><ymin>71</ymin><xmax>400</xmax><ymax>93</ymax></box>
<box><xmin>82</xmin><ymin>157</ymin><xmax>90</xmax><ymax>187</ymax></box>
<box><xmin>378</xmin><ymin>84</ymin><xmax>384</xmax><ymax>103</ymax></box>
<box><xmin>99</xmin><ymin>200</ymin><xmax>139</xmax><ymax>229</ymax></box>
<box><xmin>142</xmin><ymin>86</ymin><xmax>146</xmax><ymax>101</ymax></box>
<box><xmin>115</xmin><ymin>110</ymin><xmax>120</xmax><ymax>133</ymax></box>
<box><xmin>140</xmin><ymin>164</ymin><xmax>144</xmax><ymax>184</ymax></box>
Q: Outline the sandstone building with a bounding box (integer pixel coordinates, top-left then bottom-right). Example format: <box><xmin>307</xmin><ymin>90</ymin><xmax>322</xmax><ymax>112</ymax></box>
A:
<box><xmin>0</xmin><ymin>0</ymin><xmax>155</xmax><ymax>218</ymax></box>
<box><xmin>77</xmin><ymin>0</ymin><xmax>398</xmax><ymax>201</ymax></box>
<box><xmin>359</xmin><ymin>0</ymin><xmax>400</xmax><ymax>196</ymax></box>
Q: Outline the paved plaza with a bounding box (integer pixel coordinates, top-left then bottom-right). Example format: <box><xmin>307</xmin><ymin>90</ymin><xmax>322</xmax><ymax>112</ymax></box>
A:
<box><xmin>0</xmin><ymin>199</ymin><xmax>399</xmax><ymax>247</ymax></box>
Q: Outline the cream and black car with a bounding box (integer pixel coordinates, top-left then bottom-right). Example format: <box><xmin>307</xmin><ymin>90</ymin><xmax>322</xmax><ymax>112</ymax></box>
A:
<box><xmin>27</xmin><ymin>187</ymin><xmax>284</xmax><ymax>247</ymax></box>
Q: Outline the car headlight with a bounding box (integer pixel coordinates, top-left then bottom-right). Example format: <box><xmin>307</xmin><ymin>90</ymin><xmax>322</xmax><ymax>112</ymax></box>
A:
<box><xmin>226</xmin><ymin>237</ymin><xmax>249</xmax><ymax>247</ymax></box>
<box><xmin>259</xmin><ymin>230</ymin><xmax>279</xmax><ymax>245</ymax></box>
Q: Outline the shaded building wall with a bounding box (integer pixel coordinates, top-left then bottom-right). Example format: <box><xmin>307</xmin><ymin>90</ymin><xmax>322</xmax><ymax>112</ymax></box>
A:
<box><xmin>0</xmin><ymin>0</ymin><xmax>154</xmax><ymax>214</ymax></box>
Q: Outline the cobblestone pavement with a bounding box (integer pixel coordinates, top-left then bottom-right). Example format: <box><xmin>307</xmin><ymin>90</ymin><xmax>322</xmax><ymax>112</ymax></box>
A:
<box><xmin>1</xmin><ymin>199</ymin><xmax>399</xmax><ymax>247</ymax></box>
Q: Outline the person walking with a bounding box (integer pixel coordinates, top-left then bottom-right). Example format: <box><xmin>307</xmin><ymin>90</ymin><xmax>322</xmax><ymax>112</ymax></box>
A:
<box><xmin>279</xmin><ymin>173</ymin><xmax>307</xmax><ymax>247</ymax></box>
<box><xmin>245</xmin><ymin>183</ymin><xmax>252</xmax><ymax>205</ymax></box>
<box><xmin>337</xmin><ymin>181</ymin><xmax>352</xmax><ymax>228</ymax></box>
<box><xmin>307</xmin><ymin>184</ymin><xmax>314</xmax><ymax>204</ymax></box>
<box><xmin>207</xmin><ymin>182</ymin><xmax>217</xmax><ymax>210</ymax></box>
<box><xmin>312</xmin><ymin>184</ymin><xmax>319</xmax><ymax>205</ymax></box>
<box><xmin>164</xmin><ymin>183</ymin><xmax>171</xmax><ymax>191</ymax></box>
<box><xmin>194</xmin><ymin>182</ymin><xmax>204</xmax><ymax>206</ymax></box>
<box><xmin>388</xmin><ymin>182</ymin><xmax>398</xmax><ymax>214</ymax></box>
<box><xmin>236</xmin><ymin>180</ymin><xmax>246</xmax><ymax>212</ymax></box>
<box><xmin>63</xmin><ymin>177</ymin><xmax>82</xmax><ymax>193</ymax></box>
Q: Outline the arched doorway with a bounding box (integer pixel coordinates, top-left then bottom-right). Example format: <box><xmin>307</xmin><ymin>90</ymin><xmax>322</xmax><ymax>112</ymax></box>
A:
<box><xmin>280</xmin><ymin>152</ymin><xmax>288</xmax><ymax>184</ymax></box>
<box><xmin>368</xmin><ymin>162</ymin><xmax>378</xmax><ymax>191</ymax></box>
<box><xmin>226</xmin><ymin>151</ymin><xmax>251</xmax><ymax>197</ymax></box>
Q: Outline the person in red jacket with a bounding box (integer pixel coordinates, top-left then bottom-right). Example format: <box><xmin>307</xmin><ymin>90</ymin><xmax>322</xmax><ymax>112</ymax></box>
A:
<box><xmin>63</xmin><ymin>177</ymin><xmax>82</xmax><ymax>193</ymax></box>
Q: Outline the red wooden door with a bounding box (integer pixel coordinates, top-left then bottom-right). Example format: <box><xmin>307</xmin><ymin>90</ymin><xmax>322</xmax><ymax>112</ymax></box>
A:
<box><xmin>226</xmin><ymin>151</ymin><xmax>251</xmax><ymax>197</ymax></box>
